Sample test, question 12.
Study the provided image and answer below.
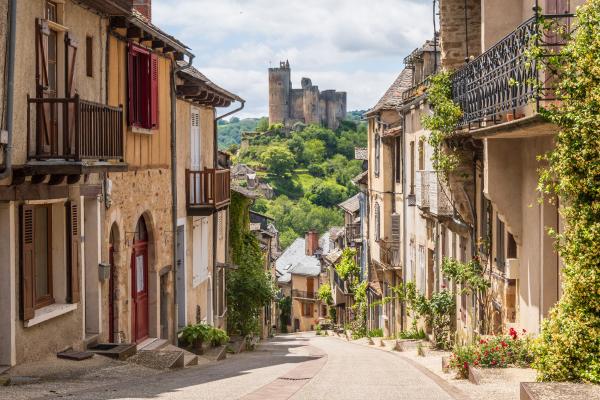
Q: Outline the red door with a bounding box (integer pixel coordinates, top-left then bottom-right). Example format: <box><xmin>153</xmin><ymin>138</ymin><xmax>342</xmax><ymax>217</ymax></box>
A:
<box><xmin>131</xmin><ymin>218</ymin><xmax>149</xmax><ymax>343</ymax></box>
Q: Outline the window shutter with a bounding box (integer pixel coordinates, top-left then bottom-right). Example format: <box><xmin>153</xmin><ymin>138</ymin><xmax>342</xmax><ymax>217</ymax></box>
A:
<box><xmin>36</xmin><ymin>19</ymin><xmax>52</xmax><ymax>155</ymax></box>
<box><xmin>127</xmin><ymin>44</ymin><xmax>135</xmax><ymax>126</ymax></box>
<box><xmin>67</xmin><ymin>202</ymin><xmax>81</xmax><ymax>303</ymax></box>
<box><xmin>150</xmin><ymin>54</ymin><xmax>159</xmax><ymax>129</ymax></box>
<box><xmin>20</xmin><ymin>205</ymin><xmax>35</xmax><ymax>321</ymax></box>
<box><xmin>65</xmin><ymin>33</ymin><xmax>78</xmax><ymax>156</ymax></box>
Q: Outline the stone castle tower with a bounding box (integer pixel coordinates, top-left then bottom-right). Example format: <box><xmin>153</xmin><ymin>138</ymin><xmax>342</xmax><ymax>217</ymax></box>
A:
<box><xmin>268</xmin><ymin>61</ymin><xmax>347</xmax><ymax>130</ymax></box>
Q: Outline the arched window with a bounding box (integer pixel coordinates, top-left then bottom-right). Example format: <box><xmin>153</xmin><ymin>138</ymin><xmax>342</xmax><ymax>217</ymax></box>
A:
<box><xmin>374</xmin><ymin>202</ymin><xmax>381</xmax><ymax>242</ymax></box>
<box><xmin>134</xmin><ymin>217</ymin><xmax>148</xmax><ymax>243</ymax></box>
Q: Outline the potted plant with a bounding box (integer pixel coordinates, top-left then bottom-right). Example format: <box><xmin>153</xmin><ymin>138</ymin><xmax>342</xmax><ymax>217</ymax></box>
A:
<box><xmin>206</xmin><ymin>327</ymin><xmax>229</xmax><ymax>348</ymax></box>
<box><xmin>179</xmin><ymin>323</ymin><xmax>210</xmax><ymax>354</ymax></box>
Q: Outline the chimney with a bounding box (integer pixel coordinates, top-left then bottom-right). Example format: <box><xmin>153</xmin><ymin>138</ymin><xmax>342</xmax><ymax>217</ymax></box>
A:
<box><xmin>305</xmin><ymin>230</ymin><xmax>320</xmax><ymax>256</ymax></box>
<box><xmin>131</xmin><ymin>0</ymin><xmax>151</xmax><ymax>21</ymax></box>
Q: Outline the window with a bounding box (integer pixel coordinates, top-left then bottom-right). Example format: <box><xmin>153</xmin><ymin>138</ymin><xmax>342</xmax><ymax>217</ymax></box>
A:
<box><xmin>507</xmin><ymin>232</ymin><xmax>517</xmax><ymax>259</ymax></box>
<box><xmin>480</xmin><ymin>196</ymin><xmax>491</xmax><ymax>254</ymax></box>
<box><xmin>46</xmin><ymin>1</ymin><xmax>58</xmax><ymax>22</ymax></box>
<box><xmin>496</xmin><ymin>216</ymin><xmax>506</xmax><ymax>271</ymax></box>
<box><xmin>418</xmin><ymin>139</ymin><xmax>425</xmax><ymax>170</ymax></box>
<box><xmin>374</xmin><ymin>202</ymin><xmax>381</xmax><ymax>242</ymax></box>
<box><xmin>394</xmin><ymin>137</ymin><xmax>401</xmax><ymax>183</ymax></box>
<box><xmin>409</xmin><ymin>141</ymin><xmax>415</xmax><ymax>194</ymax></box>
<box><xmin>128</xmin><ymin>43</ymin><xmax>159</xmax><ymax>129</ymax></box>
<box><xmin>302</xmin><ymin>302</ymin><xmax>313</xmax><ymax>317</ymax></box>
<box><xmin>34</xmin><ymin>205</ymin><xmax>53</xmax><ymax>309</ymax></box>
<box><xmin>47</xmin><ymin>29</ymin><xmax>58</xmax><ymax>96</ymax></box>
<box><xmin>374</xmin><ymin>133</ymin><xmax>381</xmax><ymax>177</ymax></box>
<box><xmin>85</xmin><ymin>36</ymin><xmax>93</xmax><ymax>77</ymax></box>
<box><xmin>321</xmin><ymin>305</ymin><xmax>327</xmax><ymax>317</ymax></box>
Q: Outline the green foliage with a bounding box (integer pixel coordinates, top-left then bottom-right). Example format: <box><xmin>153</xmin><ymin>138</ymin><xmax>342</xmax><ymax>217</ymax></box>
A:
<box><xmin>368</xmin><ymin>328</ymin><xmax>384</xmax><ymax>338</ymax></box>
<box><xmin>442</xmin><ymin>257</ymin><xmax>490</xmax><ymax>294</ymax></box>
<box><xmin>336</xmin><ymin>248</ymin><xmax>360</xmax><ymax>282</ymax></box>
<box><xmin>350</xmin><ymin>280</ymin><xmax>368</xmax><ymax>339</ymax></box>
<box><xmin>398</xmin><ymin>328</ymin><xmax>427</xmax><ymax>340</ymax></box>
<box><xmin>302</xmin><ymin>139</ymin><xmax>327</xmax><ymax>164</ymax></box>
<box><xmin>206</xmin><ymin>327</ymin><xmax>230</xmax><ymax>347</ymax></box>
<box><xmin>227</xmin><ymin>193</ymin><xmax>277</xmax><ymax>336</ymax></box>
<box><xmin>256</xmin><ymin>117</ymin><xmax>269</xmax><ymax>132</ymax></box>
<box><xmin>317</xmin><ymin>283</ymin><xmax>333</xmax><ymax>305</ymax></box>
<box><xmin>531</xmin><ymin>1</ymin><xmax>600</xmax><ymax>383</ymax></box>
<box><xmin>307</xmin><ymin>180</ymin><xmax>348</xmax><ymax>208</ymax></box>
<box><xmin>217</xmin><ymin>117</ymin><xmax>262</xmax><ymax>149</ymax></box>
<box><xmin>307</xmin><ymin>163</ymin><xmax>325</xmax><ymax>177</ymax></box>
<box><xmin>278</xmin><ymin>296</ymin><xmax>292</xmax><ymax>333</ymax></box>
<box><xmin>421</xmin><ymin>71</ymin><xmax>463</xmax><ymax>175</ymax></box>
<box><xmin>179</xmin><ymin>323</ymin><xmax>211</xmax><ymax>346</ymax></box>
<box><xmin>260</xmin><ymin>145</ymin><xmax>296</xmax><ymax>176</ymax></box>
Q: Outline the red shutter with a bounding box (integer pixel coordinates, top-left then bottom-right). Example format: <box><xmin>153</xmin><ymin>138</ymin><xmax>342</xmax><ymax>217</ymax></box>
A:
<box><xmin>67</xmin><ymin>202</ymin><xmax>81</xmax><ymax>304</ymax></box>
<box><xmin>21</xmin><ymin>205</ymin><xmax>35</xmax><ymax>320</ymax></box>
<box><xmin>65</xmin><ymin>33</ymin><xmax>78</xmax><ymax>156</ymax></box>
<box><xmin>127</xmin><ymin>43</ymin><xmax>135</xmax><ymax>126</ymax></box>
<box><xmin>150</xmin><ymin>53</ymin><xmax>159</xmax><ymax>129</ymax></box>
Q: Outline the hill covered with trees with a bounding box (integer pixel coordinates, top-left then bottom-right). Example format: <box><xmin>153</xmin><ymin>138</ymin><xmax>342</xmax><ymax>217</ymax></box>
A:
<box><xmin>226</xmin><ymin>114</ymin><xmax>367</xmax><ymax>249</ymax></box>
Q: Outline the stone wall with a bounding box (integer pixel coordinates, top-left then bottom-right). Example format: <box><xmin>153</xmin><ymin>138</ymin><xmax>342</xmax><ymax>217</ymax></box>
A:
<box><xmin>439</xmin><ymin>0</ymin><xmax>482</xmax><ymax>70</ymax></box>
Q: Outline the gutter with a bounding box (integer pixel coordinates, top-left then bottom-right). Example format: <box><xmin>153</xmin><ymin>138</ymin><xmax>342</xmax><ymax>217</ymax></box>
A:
<box><xmin>0</xmin><ymin>0</ymin><xmax>17</xmax><ymax>180</ymax></box>
<box><xmin>171</xmin><ymin>51</ymin><xmax>194</xmax><ymax>340</ymax></box>
<box><xmin>213</xmin><ymin>100</ymin><xmax>245</xmax><ymax>326</ymax></box>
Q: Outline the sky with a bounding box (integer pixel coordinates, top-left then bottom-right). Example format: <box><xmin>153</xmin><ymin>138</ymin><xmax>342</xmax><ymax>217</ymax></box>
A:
<box><xmin>153</xmin><ymin>0</ymin><xmax>434</xmax><ymax>119</ymax></box>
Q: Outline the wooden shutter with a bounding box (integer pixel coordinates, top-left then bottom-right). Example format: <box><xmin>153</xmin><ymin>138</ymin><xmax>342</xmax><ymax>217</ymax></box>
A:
<box><xmin>36</xmin><ymin>19</ymin><xmax>52</xmax><ymax>155</ymax></box>
<box><xmin>150</xmin><ymin>53</ymin><xmax>159</xmax><ymax>129</ymax></box>
<box><xmin>67</xmin><ymin>202</ymin><xmax>81</xmax><ymax>303</ymax></box>
<box><xmin>65</xmin><ymin>33</ymin><xmax>78</xmax><ymax>156</ymax></box>
<box><xmin>127</xmin><ymin>44</ymin><xmax>135</xmax><ymax>126</ymax></box>
<box><xmin>20</xmin><ymin>205</ymin><xmax>36</xmax><ymax>320</ymax></box>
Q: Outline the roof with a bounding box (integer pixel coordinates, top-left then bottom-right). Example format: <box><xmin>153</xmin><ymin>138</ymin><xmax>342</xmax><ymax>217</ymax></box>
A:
<box><xmin>231</xmin><ymin>164</ymin><xmax>256</xmax><ymax>177</ymax></box>
<box><xmin>352</xmin><ymin>171</ymin><xmax>368</xmax><ymax>185</ymax></box>
<box><xmin>75</xmin><ymin>0</ymin><xmax>131</xmax><ymax>15</ymax></box>
<box><xmin>275</xmin><ymin>233</ymin><xmax>329</xmax><ymax>283</ymax></box>
<box><xmin>231</xmin><ymin>184</ymin><xmax>261</xmax><ymax>199</ymax></box>
<box><xmin>354</xmin><ymin>147</ymin><xmax>368</xmax><ymax>160</ymax></box>
<box><xmin>367</xmin><ymin>68</ymin><xmax>414</xmax><ymax>115</ymax></box>
<box><xmin>338</xmin><ymin>193</ymin><xmax>361</xmax><ymax>214</ymax></box>
<box><xmin>177</xmin><ymin>61</ymin><xmax>244</xmax><ymax>105</ymax></box>
<box><xmin>328</xmin><ymin>226</ymin><xmax>345</xmax><ymax>241</ymax></box>
<box><xmin>381</xmin><ymin>124</ymin><xmax>403</xmax><ymax>138</ymax></box>
<box><xmin>324</xmin><ymin>248</ymin><xmax>343</xmax><ymax>265</ymax></box>
<box><xmin>404</xmin><ymin>38</ymin><xmax>439</xmax><ymax>66</ymax></box>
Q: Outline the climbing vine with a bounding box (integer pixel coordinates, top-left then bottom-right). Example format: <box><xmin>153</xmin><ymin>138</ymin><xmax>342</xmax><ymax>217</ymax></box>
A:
<box><xmin>336</xmin><ymin>248</ymin><xmax>360</xmax><ymax>283</ymax></box>
<box><xmin>421</xmin><ymin>71</ymin><xmax>463</xmax><ymax>176</ymax></box>
<box><xmin>530</xmin><ymin>0</ymin><xmax>600</xmax><ymax>383</ymax></box>
<box><xmin>442</xmin><ymin>257</ymin><xmax>490</xmax><ymax>294</ymax></box>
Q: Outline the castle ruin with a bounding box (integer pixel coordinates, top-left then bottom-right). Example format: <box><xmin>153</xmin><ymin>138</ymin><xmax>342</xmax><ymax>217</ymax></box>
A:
<box><xmin>268</xmin><ymin>61</ymin><xmax>347</xmax><ymax>130</ymax></box>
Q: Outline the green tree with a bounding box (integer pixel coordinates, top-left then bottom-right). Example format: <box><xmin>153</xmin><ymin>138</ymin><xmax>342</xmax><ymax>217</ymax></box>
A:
<box><xmin>261</xmin><ymin>145</ymin><xmax>296</xmax><ymax>176</ymax></box>
<box><xmin>302</xmin><ymin>139</ymin><xmax>327</xmax><ymax>164</ymax></box>
<box><xmin>308</xmin><ymin>181</ymin><xmax>347</xmax><ymax>208</ymax></box>
<box><xmin>256</xmin><ymin>117</ymin><xmax>269</xmax><ymax>133</ymax></box>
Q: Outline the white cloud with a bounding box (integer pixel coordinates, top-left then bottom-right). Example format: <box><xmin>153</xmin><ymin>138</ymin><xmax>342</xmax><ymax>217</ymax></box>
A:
<box><xmin>153</xmin><ymin>0</ymin><xmax>433</xmax><ymax>117</ymax></box>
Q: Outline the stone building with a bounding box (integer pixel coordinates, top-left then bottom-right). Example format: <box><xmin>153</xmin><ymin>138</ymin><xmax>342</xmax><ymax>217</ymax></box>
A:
<box><xmin>268</xmin><ymin>61</ymin><xmax>347</xmax><ymax>130</ymax></box>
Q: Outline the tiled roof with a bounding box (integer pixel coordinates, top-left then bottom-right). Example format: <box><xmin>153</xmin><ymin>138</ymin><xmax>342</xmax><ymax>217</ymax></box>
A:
<box><xmin>324</xmin><ymin>248</ymin><xmax>343</xmax><ymax>265</ymax></box>
<box><xmin>352</xmin><ymin>171</ymin><xmax>368</xmax><ymax>185</ymax></box>
<box><xmin>354</xmin><ymin>147</ymin><xmax>368</xmax><ymax>160</ymax></box>
<box><xmin>367</xmin><ymin>68</ymin><xmax>414</xmax><ymax>115</ymax></box>
<box><xmin>177</xmin><ymin>61</ymin><xmax>243</xmax><ymax>103</ymax></box>
<box><xmin>338</xmin><ymin>193</ymin><xmax>361</xmax><ymax>213</ymax></box>
<box><xmin>231</xmin><ymin>184</ymin><xmax>261</xmax><ymax>199</ymax></box>
<box><xmin>275</xmin><ymin>234</ymin><xmax>330</xmax><ymax>283</ymax></box>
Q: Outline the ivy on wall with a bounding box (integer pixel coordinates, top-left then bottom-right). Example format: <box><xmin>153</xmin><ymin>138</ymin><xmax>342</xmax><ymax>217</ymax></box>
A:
<box><xmin>532</xmin><ymin>0</ymin><xmax>600</xmax><ymax>383</ymax></box>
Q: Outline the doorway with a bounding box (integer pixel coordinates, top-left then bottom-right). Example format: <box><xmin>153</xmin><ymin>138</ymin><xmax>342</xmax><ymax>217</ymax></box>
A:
<box><xmin>176</xmin><ymin>225</ymin><xmax>186</xmax><ymax>329</ymax></box>
<box><xmin>131</xmin><ymin>217</ymin><xmax>149</xmax><ymax>343</ymax></box>
<box><xmin>109</xmin><ymin>225</ymin><xmax>117</xmax><ymax>342</ymax></box>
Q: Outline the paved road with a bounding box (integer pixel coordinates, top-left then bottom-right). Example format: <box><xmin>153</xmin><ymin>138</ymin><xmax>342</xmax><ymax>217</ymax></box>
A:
<box><xmin>7</xmin><ymin>333</ymin><xmax>458</xmax><ymax>400</ymax></box>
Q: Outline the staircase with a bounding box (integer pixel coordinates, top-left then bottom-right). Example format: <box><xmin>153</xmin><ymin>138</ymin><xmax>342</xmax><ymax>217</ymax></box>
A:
<box><xmin>129</xmin><ymin>338</ymin><xmax>199</xmax><ymax>369</ymax></box>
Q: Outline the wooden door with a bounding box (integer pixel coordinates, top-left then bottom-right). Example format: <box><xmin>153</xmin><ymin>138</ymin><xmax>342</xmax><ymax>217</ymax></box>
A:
<box><xmin>109</xmin><ymin>241</ymin><xmax>115</xmax><ymax>342</ymax></box>
<box><xmin>131</xmin><ymin>218</ymin><xmax>149</xmax><ymax>343</ymax></box>
<box><xmin>306</xmin><ymin>278</ymin><xmax>314</xmax><ymax>297</ymax></box>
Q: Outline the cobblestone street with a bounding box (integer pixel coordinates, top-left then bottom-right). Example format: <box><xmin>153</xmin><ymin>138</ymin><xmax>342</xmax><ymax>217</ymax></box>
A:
<box><xmin>0</xmin><ymin>333</ymin><xmax>464</xmax><ymax>400</ymax></box>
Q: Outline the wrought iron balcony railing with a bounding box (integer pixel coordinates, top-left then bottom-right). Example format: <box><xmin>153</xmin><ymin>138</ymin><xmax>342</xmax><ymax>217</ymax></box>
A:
<box><xmin>27</xmin><ymin>95</ymin><xmax>124</xmax><ymax>161</ymax></box>
<box><xmin>292</xmin><ymin>290</ymin><xmax>317</xmax><ymax>300</ymax></box>
<box><xmin>452</xmin><ymin>13</ymin><xmax>573</xmax><ymax>128</ymax></box>
<box><xmin>415</xmin><ymin>171</ymin><xmax>452</xmax><ymax>217</ymax></box>
<box><xmin>186</xmin><ymin>168</ymin><xmax>231</xmax><ymax>215</ymax></box>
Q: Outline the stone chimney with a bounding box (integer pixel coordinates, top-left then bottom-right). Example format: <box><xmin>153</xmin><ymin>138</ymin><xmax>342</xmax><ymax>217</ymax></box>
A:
<box><xmin>131</xmin><ymin>0</ymin><xmax>151</xmax><ymax>21</ymax></box>
<box><xmin>305</xmin><ymin>230</ymin><xmax>320</xmax><ymax>256</ymax></box>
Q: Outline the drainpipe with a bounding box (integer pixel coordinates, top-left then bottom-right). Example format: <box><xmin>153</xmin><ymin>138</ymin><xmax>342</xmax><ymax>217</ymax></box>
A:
<box><xmin>0</xmin><ymin>0</ymin><xmax>17</xmax><ymax>180</ymax></box>
<box><xmin>213</xmin><ymin>100</ymin><xmax>245</xmax><ymax>326</ymax></box>
<box><xmin>401</xmin><ymin>110</ymin><xmax>407</xmax><ymax>332</ymax></box>
<box><xmin>171</xmin><ymin>53</ymin><xmax>194</xmax><ymax>341</ymax></box>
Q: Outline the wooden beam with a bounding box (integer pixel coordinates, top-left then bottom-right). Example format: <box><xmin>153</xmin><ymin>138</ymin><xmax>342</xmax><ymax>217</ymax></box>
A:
<box><xmin>163</xmin><ymin>45</ymin><xmax>175</xmax><ymax>53</ymax></box>
<box><xmin>151</xmin><ymin>40</ymin><xmax>165</xmax><ymax>49</ymax></box>
<box><xmin>110</xmin><ymin>16</ymin><xmax>128</xmax><ymax>29</ymax></box>
<box><xmin>127</xmin><ymin>26</ymin><xmax>143</xmax><ymax>39</ymax></box>
<box><xmin>177</xmin><ymin>85</ymin><xmax>205</xmax><ymax>96</ymax></box>
<box><xmin>0</xmin><ymin>184</ymin><xmax>68</xmax><ymax>201</ymax></box>
<box><xmin>31</xmin><ymin>175</ymin><xmax>46</xmax><ymax>184</ymax></box>
<box><xmin>67</xmin><ymin>175</ymin><xmax>81</xmax><ymax>185</ymax></box>
<box><xmin>48</xmin><ymin>175</ymin><xmax>66</xmax><ymax>185</ymax></box>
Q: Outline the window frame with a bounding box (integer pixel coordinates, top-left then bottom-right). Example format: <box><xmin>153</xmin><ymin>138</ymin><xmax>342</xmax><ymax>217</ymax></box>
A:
<box><xmin>85</xmin><ymin>35</ymin><xmax>93</xmax><ymax>78</ymax></box>
<box><xmin>374</xmin><ymin>133</ymin><xmax>380</xmax><ymax>177</ymax></box>
<box><xmin>128</xmin><ymin>43</ymin><xmax>158</xmax><ymax>130</ymax></box>
<box><xmin>34</xmin><ymin>205</ymin><xmax>54</xmax><ymax>310</ymax></box>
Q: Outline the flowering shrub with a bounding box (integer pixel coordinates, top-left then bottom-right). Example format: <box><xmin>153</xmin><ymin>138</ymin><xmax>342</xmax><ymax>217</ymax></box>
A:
<box><xmin>449</xmin><ymin>329</ymin><xmax>533</xmax><ymax>378</ymax></box>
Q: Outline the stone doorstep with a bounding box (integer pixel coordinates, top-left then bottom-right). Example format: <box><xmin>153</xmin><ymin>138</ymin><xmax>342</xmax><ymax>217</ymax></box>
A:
<box><xmin>202</xmin><ymin>345</ymin><xmax>227</xmax><ymax>361</ymax></box>
<box><xmin>520</xmin><ymin>382</ymin><xmax>600</xmax><ymax>400</ymax></box>
<box><xmin>88</xmin><ymin>343</ymin><xmax>137</xmax><ymax>361</ymax></box>
<box><xmin>127</xmin><ymin>350</ymin><xmax>184</xmax><ymax>370</ymax></box>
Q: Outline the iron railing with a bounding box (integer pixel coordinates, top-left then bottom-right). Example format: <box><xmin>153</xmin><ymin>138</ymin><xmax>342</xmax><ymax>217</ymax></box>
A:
<box><xmin>291</xmin><ymin>290</ymin><xmax>317</xmax><ymax>300</ymax></box>
<box><xmin>27</xmin><ymin>95</ymin><xmax>123</xmax><ymax>161</ymax></box>
<box><xmin>186</xmin><ymin>168</ymin><xmax>231</xmax><ymax>209</ymax></box>
<box><xmin>415</xmin><ymin>171</ymin><xmax>452</xmax><ymax>216</ymax></box>
<box><xmin>452</xmin><ymin>13</ymin><xmax>573</xmax><ymax>128</ymax></box>
<box><xmin>345</xmin><ymin>223</ymin><xmax>361</xmax><ymax>242</ymax></box>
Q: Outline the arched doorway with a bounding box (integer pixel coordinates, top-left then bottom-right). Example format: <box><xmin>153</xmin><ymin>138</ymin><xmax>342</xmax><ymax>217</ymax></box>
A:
<box><xmin>108</xmin><ymin>223</ymin><xmax>119</xmax><ymax>343</ymax></box>
<box><xmin>131</xmin><ymin>217</ymin><xmax>149</xmax><ymax>342</ymax></box>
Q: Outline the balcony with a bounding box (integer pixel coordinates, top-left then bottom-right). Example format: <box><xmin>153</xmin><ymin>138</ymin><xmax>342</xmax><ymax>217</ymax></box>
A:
<box><xmin>25</xmin><ymin>95</ymin><xmax>125</xmax><ymax>175</ymax></box>
<box><xmin>415</xmin><ymin>171</ymin><xmax>452</xmax><ymax>217</ymax></box>
<box><xmin>186</xmin><ymin>168</ymin><xmax>231</xmax><ymax>216</ymax></box>
<box><xmin>345</xmin><ymin>223</ymin><xmax>361</xmax><ymax>243</ymax></box>
<box><xmin>291</xmin><ymin>290</ymin><xmax>317</xmax><ymax>300</ymax></box>
<box><xmin>452</xmin><ymin>13</ymin><xmax>573</xmax><ymax>129</ymax></box>
<box><xmin>378</xmin><ymin>239</ymin><xmax>401</xmax><ymax>268</ymax></box>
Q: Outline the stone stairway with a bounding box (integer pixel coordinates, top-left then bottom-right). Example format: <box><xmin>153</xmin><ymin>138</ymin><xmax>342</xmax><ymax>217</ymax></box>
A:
<box><xmin>128</xmin><ymin>338</ymin><xmax>200</xmax><ymax>369</ymax></box>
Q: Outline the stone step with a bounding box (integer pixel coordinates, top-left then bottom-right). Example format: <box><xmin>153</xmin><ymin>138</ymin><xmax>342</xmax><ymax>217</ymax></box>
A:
<box><xmin>127</xmin><ymin>349</ymin><xmax>184</xmax><ymax>370</ymax></box>
<box><xmin>138</xmin><ymin>338</ymin><xmax>169</xmax><ymax>351</ymax></box>
<box><xmin>162</xmin><ymin>344</ymin><xmax>199</xmax><ymax>368</ymax></box>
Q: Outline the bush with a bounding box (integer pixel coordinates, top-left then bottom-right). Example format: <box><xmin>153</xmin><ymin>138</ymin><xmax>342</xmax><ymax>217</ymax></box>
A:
<box><xmin>398</xmin><ymin>328</ymin><xmax>427</xmax><ymax>340</ymax></box>
<box><xmin>368</xmin><ymin>328</ymin><xmax>384</xmax><ymax>338</ymax></box>
<box><xmin>207</xmin><ymin>327</ymin><xmax>230</xmax><ymax>347</ymax></box>
<box><xmin>307</xmin><ymin>164</ymin><xmax>325</xmax><ymax>177</ymax></box>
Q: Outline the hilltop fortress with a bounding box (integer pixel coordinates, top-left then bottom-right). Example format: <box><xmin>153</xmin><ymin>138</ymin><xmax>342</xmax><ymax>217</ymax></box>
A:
<box><xmin>268</xmin><ymin>61</ymin><xmax>347</xmax><ymax>130</ymax></box>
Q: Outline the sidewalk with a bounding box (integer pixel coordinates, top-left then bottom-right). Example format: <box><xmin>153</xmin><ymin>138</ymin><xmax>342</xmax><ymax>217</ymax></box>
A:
<box><xmin>326</xmin><ymin>331</ymin><xmax>536</xmax><ymax>400</ymax></box>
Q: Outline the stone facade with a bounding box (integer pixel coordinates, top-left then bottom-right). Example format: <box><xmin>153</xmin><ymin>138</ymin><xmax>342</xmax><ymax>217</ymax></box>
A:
<box><xmin>268</xmin><ymin>61</ymin><xmax>347</xmax><ymax>130</ymax></box>
<box><xmin>439</xmin><ymin>0</ymin><xmax>481</xmax><ymax>70</ymax></box>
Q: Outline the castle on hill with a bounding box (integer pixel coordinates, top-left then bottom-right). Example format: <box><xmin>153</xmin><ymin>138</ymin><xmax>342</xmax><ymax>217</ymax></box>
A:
<box><xmin>268</xmin><ymin>61</ymin><xmax>347</xmax><ymax>130</ymax></box>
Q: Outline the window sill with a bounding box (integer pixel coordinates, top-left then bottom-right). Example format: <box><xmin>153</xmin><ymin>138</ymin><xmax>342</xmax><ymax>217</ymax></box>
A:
<box><xmin>131</xmin><ymin>126</ymin><xmax>155</xmax><ymax>135</ymax></box>
<box><xmin>24</xmin><ymin>303</ymin><xmax>77</xmax><ymax>328</ymax></box>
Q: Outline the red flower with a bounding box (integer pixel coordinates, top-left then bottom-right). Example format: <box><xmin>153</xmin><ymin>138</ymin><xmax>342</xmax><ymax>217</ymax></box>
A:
<box><xmin>463</xmin><ymin>362</ymin><xmax>468</xmax><ymax>370</ymax></box>
<box><xmin>501</xmin><ymin>341</ymin><xmax>507</xmax><ymax>348</ymax></box>
<box><xmin>509</xmin><ymin>328</ymin><xmax>518</xmax><ymax>340</ymax></box>
<box><xmin>522</xmin><ymin>329</ymin><xmax>527</xmax><ymax>333</ymax></box>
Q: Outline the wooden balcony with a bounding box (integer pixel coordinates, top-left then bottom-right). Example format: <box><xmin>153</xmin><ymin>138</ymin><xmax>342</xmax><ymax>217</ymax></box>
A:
<box><xmin>378</xmin><ymin>239</ymin><xmax>401</xmax><ymax>269</ymax></box>
<box><xmin>186</xmin><ymin>168</ymin><xmax>231</xmax><ymax>216</ymax></box>
<box><xmin>345</xmin><ymin>223</ymin><xmax>361</xmax><ymax>243</ymax></box>
<box><xmin>24</xmin><ymin>95</ymin><xmax>126</xmax><ymax>176</ymax></box>
<box><xmin>292</xmin><ymin>290</ymin><xmax>317</xmax><ymax>300</ymax></box>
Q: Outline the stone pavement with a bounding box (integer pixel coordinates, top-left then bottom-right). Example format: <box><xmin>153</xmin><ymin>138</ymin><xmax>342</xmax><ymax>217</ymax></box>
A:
<box><xmin>0</xmin><ymin>333</ymin><xmax>471</xmax><ymax>400</ymax></box>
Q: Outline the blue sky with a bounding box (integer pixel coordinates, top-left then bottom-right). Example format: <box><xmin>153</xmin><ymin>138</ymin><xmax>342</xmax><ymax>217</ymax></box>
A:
<box><xmin>153</xmin><ymin>0</ymin><xmax>434</xmax><ymax>119</ymax></box>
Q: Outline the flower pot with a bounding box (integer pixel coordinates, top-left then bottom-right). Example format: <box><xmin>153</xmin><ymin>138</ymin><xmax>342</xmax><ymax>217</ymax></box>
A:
<box><xmin>194</xmin><ymin>339</ymin><xmax>204</xmax><ymax>355</ymax></box>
